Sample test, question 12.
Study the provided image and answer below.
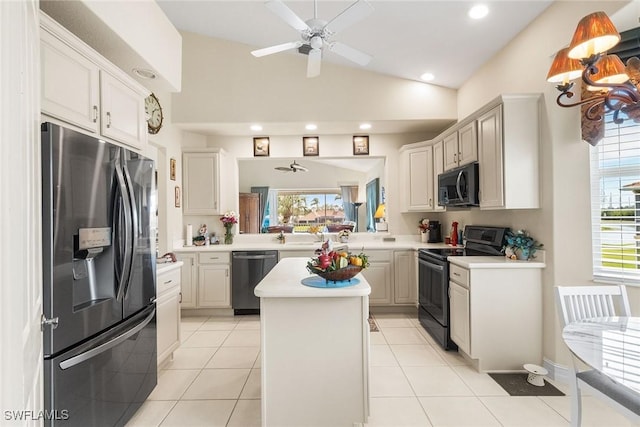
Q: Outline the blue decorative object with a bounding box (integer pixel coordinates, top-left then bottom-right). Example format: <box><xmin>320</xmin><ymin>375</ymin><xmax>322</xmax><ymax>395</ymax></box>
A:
<box><xmin>301</xmin><ymin>276</ymin><xmax>361</xmax><ymax>288</ymax></box>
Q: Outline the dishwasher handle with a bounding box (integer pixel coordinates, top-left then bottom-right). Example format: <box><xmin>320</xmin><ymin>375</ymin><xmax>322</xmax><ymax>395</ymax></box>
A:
<box><xmin>233</xmin><ymin>254</ymin><xmax>278</xmax><ymax>260</ymax></box>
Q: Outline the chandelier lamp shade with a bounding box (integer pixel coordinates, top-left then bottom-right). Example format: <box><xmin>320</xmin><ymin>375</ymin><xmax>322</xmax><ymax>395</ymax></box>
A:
<box><xmin>546</xmin><ymin>11</ymin><xmax>640</xmax><ymax>125</ymax></box>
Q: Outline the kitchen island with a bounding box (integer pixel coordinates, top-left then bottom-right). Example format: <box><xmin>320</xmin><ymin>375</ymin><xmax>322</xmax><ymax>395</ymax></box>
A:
<box><xmin>254</xmin><ymin>257</ymin><xmax>371</xmax><ymax>427</ymax></box>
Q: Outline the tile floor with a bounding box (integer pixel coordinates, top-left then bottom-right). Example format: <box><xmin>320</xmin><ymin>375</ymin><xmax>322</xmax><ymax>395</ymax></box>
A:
<box><xmin>126</xmin><ymin>312</ymin><xmax>639</xmax><ymax>427</ymax></box>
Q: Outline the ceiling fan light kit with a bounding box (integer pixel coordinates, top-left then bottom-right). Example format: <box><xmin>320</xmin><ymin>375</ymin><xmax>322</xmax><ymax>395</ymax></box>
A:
<box><xmin>275</xmin><ymin>160</ymin><xmax>309</xmax><ymax>173</ymax></box>
<box><xmin>251</xmin><ymin>0</ymin><xmax>374</xmax><ymax>78</ymax></box>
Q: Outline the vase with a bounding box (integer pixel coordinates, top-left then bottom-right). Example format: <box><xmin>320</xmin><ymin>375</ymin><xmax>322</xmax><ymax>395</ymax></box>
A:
<box><xmin>420</xmin><ymin>232</ymin><xmax>428</xmax><ymax>243</ymax></box>
<box><xmin>516</xmin><ymin>248</ymin><xmax>530</xmax><ymax>260</ymax></box>
<box><xmin>224</xmin><ymin>225</ymin><xmax>234</xmax><ymax>245</ymax></box>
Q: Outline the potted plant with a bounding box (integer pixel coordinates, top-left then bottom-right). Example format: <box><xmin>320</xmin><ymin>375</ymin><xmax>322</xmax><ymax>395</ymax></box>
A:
<box><xmin>418</xmin><ymin>218</ymin><xmax>429</xmax><ymax>243</ymax></box>
<box><xmin>503</xmin><ymin>230</ymin><xmax>543</xmax><ymax>260</ymax></box>
<box><xmin>220</xmin><ymin>211</ymin><xmax>238</xmax><ymax>244</ymax></box>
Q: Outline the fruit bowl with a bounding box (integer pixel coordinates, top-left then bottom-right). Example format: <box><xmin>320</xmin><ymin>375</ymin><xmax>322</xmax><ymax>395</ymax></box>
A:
<box><xmin>307</xmin><ymin>264</ymin><xmax>363</xmax><ymax>283</ymax></box>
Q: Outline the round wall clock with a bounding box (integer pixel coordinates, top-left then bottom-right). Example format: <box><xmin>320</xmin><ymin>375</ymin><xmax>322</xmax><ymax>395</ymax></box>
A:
<box><xmin>145</xmin><ymin>93</ymin><xmax>163</xmax><ymax>134</ymax></box>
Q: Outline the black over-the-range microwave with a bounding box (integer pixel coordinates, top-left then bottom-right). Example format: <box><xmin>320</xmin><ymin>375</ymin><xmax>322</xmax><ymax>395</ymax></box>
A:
<box><xmin>437</xmin><ymin>162</ymin><xmax>480</xmax><ymax>207</ymax></box>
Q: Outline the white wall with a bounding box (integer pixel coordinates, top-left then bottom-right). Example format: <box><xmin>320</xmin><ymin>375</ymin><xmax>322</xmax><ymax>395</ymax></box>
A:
<box><xmin>440</xmin><ymin>0</ymin><xmax>632</xmax><ymax>367</ymax></box>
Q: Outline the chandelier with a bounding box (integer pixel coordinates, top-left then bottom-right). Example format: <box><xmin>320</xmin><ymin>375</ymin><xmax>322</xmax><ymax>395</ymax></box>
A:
<box><xmin>546</xmin><ymin>11</ymin><xmax>640</xmax><ymax>125</ymax></box>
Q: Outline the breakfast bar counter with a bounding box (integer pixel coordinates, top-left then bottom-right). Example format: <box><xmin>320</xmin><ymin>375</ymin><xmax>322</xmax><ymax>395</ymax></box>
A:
<box><xmin>255</xmin><ymin>257</ymin><xmax>371</xmax><ymax>427</ymax></box>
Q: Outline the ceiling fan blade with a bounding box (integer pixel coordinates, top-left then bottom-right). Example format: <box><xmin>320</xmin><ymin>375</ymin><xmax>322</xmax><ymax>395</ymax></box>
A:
<box><xmin>307</xmin><ymin>48</ymin><xmax>322</xmax><ymax>78</ymax></box>
<box><xmin>294</xmin><ymin>165</ymin><xmax>308</xmax><ymax>172</ymax></box>
<box><xmin>251</xmin><ymin>41</ymin><xmax>303</xmax><ymax>57</ymax></box>
<box><xmin>329</xmin><ymin>42</ymin><xmax>372</xmax><ymax>66</ymax></box>
<box><xmin>275</xmin><ymin>166</ymin><xmax>292</xmax><ymax>172</ymax></box>
<box><xmin>324</xmin><ymin>0</ymin><xmax>374</xmax><ymax>35</ymax></box>
<box><xmin>265</xmin><ymin>0</ymin><xmax>310</xmax><ymax>32</ymax></box>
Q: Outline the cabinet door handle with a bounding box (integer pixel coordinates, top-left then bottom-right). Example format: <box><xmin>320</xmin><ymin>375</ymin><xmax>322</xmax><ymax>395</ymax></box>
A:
<box><xmin>226</xmin><ymin>269</ymin><xmax>229</xmax><ymax>277</ymax></box>
<box><xmin>179</xmin><ymin>292</ymin><xmax>182</xmax><ymax>303</ymax></box>
<box><xmin>164</xmin><ymin>279</ymin><xmax>172</xmax><ymax>285</ymax></box>
<box><xmin>92</xmin><ymin>105</ymin><xmax>98</xmax><ymax>123</ymax></box>
<box><xmin>191</xmin><ymin>259</ymin><xmax>194</xmax><ymax>266</ymax></box>
<box><xmin>453</xmin><ymin>272</ymin><xmax>461</xmax><ymax>277</ymax></box>
<box><xmin>429</xmin><ymin>198</ymin><xmax>432</xmax><ymax>207</ymax></box>
<box><xmin>106</xmin><ymin>112</ymin><xmax>112</xmax><ymax>128</ymax></box>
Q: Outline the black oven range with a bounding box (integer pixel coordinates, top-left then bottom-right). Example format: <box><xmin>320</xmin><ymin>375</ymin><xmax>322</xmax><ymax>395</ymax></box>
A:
<box><xmin>418</xmin><ymin>225</ymin><xmax>509</xmax><ymax>350</ymax></box>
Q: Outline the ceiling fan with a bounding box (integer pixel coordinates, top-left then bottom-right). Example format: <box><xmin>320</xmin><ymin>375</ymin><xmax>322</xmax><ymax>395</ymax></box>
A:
<box><xmin>251</xmin><ymin>0</ymin><xmax>374</xmax><ymax>78</ymax></box>
<box><xmin>275</xmin><ymin>161</ymin><xmax>309</xmax><ymax>173</ymax></box>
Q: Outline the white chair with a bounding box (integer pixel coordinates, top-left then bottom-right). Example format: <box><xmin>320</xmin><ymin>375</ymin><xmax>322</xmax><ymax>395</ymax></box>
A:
<box><xmin>555</xmin><ymin>285</ymin><xmax>639</xmax><ymax>427</ymax></box>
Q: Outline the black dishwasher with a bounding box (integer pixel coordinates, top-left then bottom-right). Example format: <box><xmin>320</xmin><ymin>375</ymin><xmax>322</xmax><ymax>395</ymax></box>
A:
<box><xmin>232</xmin><ymin>251</ymin><xmax>278</xmax><ymax>314</ymax></box>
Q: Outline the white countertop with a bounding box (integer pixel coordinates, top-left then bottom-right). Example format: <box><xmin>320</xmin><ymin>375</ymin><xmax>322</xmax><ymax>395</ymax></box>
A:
<box><xmin>254</xmin><ymin>257</ymin><xmax>371</xmax><ymax>298</ymax></box>
<box><xmin>156</xmin><ymin>261</ymin><xmax>183</xmax><ymax>275</ymax></box>
<box><xmin>448</xmin><ymin>256</ymin><xmax>545</xmax><ymax>269</ymax></box>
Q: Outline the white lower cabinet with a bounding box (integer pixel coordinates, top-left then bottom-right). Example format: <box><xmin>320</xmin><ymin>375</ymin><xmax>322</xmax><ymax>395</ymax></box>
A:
<box><xmin>448</xmin><ymin>262</ymin><xmax>542</xmax><ymax>372</ymax></box>
<box><xmin>176</xmin><ymin>251</ymin><xmax>231</xmax><ymax>309</ymax></box>
<box><xmin>157</xmin><ymin>265</ymin><xmax>182</xmax><ymax>366</ymax></box>
<box><xmin>393</xmin><ymin>250</ymin><xmax>416</xmax><ymax>304</ymax></box>
<box><xmin>361</xmin><ymin>250</ymin><xmax>392</xmax><ymax>305</ymax></box>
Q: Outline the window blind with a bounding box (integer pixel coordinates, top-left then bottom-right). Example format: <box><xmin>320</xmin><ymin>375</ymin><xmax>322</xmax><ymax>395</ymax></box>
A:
<box><xmin>590</xmin><ymin>114</ymin><xmax>640</xmax><ymax>284</ymax></box>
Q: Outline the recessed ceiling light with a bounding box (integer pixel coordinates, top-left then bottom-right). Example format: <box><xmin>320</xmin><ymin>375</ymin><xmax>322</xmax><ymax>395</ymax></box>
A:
<box><xmin>250</xmin><ymin>124</ymin><xmax>263</xmax><ymax>131</ymax></box>
<box><xmin>305</xmin><ymin>124</ymin><xmax>317</xmax><ymax>131</ymax></box>
<box><xmin>132</xmin><ymin>68</ymin><xmax>157</xmax><ymax>80</ymax></box>
<box><xmin>359</xmin><ymin>123</ymin><xmax>372</xmax><ymax>130</ymax></box>
<box><xmin>468</xmin><ymin>4</ymin><xmax>489</xmax><ymax>20</ymax></box>
<box><xmin>420</xmin><ymin>72</ymin><xmax>435</xmax><ymax>82</ymax></box>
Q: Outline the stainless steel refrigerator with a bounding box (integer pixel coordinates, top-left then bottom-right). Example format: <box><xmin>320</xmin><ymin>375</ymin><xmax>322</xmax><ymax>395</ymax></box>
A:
<box><xmin>41</xmin><ymin>122</ymin><xmax>157</xmax><ymax>426</ymax></box>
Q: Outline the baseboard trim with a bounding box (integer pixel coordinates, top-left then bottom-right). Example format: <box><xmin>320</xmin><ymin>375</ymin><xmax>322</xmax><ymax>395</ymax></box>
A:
<box><xmin>543</xmin><ymin>357</ymin><xmax>569</xmax><ymax>384</ymax></box>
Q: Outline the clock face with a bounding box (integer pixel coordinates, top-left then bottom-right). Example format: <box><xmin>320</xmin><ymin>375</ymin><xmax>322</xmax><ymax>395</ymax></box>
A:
<box><xmin>145</xmin><ymin>94</ymin><xmax>163</xmax><ymax>134</ymax></box>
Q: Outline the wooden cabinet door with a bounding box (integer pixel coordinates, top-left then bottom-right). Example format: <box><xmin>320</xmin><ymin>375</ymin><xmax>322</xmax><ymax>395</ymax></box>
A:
<box><xmin>198</xmin><ymin>265</ymin><xmax>231</xmax><ymax>308</ymax></box>
<box><xmin>457</xmin><ymin>121</ymin><xmax>478</xmax><ymax>166</ymax></box>
<box><xmin>100</xmin><ymin>72</ymin><xmax>146</xmax><ymax>150</ymax></box>
<box><xmin>41</xmin><ymin>30</ymin><xmax>100</xmax><ymax>133</ymax></box>
<box><xmin>477</xmin><ymin>105</ymin><xmax>504</xmax><ymax>209</ymax></box>
<box><xmin>177</xmin><ymin>253</ymin><xmax>197</xmax><ymax>308</ymax></box>
<box><xmin>408</xmin><ymin>146</ymin><xmax>434</xmax><ymax>210</ymax></box>
<box><xmin>443</xmin><ymin>132</ymin><xmax>459</xmax><ymax>171</ymax></box>
<box><xmin>182</xmin><ymin>151</ymin><xmax>220</xmax><ymax>215</ymax></box>
<box><xmin>157</xmin><ymin>286</ymin><xmax>180</xmax><ymax>365</ymax></box>
<box><xmin>393</xmin><ymin>251</ymin><xmax>416</xmax><ymax>304</ymax></box>
<box><xmin>362</xmin><ymin>262</ymin><xmax>392</xmax><ymax>305</ymax></box>
<box><xmin>432</xmin><ymin>141</ymin><xmax>445</xmax><ymax>211</ymax></box>
<box><xmin>239</xmin><ymin>193</ymin><xmax>261</xmax><ymax>234</ymax></box>
<box><xmin>449</xmin><ymin>281</ymin><xmax>470</xmax><ymax>354</ymax></box>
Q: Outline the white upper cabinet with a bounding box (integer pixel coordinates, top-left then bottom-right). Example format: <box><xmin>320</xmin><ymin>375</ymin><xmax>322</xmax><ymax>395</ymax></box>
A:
<box><xmin>432</xmin><ymin>141</ymin><xmax>445</xmax><ymax>211</ymax></box>
<box><xmin>443</xmin><ymin>122</ymin><xmax>478</xmax><ymax>171</ymax></box>
<box><xmin>40</xmin><ymin>12</ymin><xmax>149</xmax><ymax>151</ymax></box>
<box><xmin>477</xmin><ymin>95</ymin><xmax>540</xmax><ymax>210</ymax></box>
<box><xmin>401</xmin><ymin>144</ymin><xmax>439</xmax><ymax>212</ymax></box>
<box><xmin>41</xmin><ymin>30</ymin><xmax>100</xmax><ymax>133</ymax></box>
<box><xmin>182</xmin><ymin>149</ymin><xmax>234</xmax><ymax>216</ymax></box>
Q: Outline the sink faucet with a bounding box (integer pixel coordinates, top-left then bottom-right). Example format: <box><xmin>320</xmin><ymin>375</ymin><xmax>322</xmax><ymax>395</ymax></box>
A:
<box><xmin>315</xmin><ymin>231</ymin><xmax>325</xmax><ymax>243</ymax></box>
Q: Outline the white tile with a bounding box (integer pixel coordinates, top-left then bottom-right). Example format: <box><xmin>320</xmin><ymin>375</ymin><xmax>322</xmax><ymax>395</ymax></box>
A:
<box><xmin>452</xmin><ymin>365</ymin><xmax>509</xmax><ymax>396</ymax></box>
<box><xmin>163</xmin><ymin>347</ymin><xmax>217</xmax><ymax>370</ymax></box>
<box><xmin>374</xmin><ymin>314</ymin><xmax>415</xmax><ymax>329</ymax></box>
<box><xmin>418</xmin><ymin>396</ymin><xmax>501</xmax><ymax>427</ymax></box>
<box><xmin>403</xmin><ymin>366</ymin><xmax>473</xmax><ymax>397</ymax></box>
<box><xmin>234</xmin><ymin>319</ymin><xmax>261</xmax><ymax>330</ymax></box>
<box><xmin>240</xmin><ymin>369</ymin><xmax>261</xmax><ymax>399</ymax></box>
<box><xmin>366</xmin><ymin>397</ymin><xmax>432</xmax><ymax>426</ymax></box>
<box><xmin>180</xmin><ymin>329</ymin><xmax>195</xmax><ymax>343</ymax></box>
<box><xmin>434</xmin><ymin>347</ymin><xmax>469</xmax><ymax>366</ymax></box>
<box><xmin>370</xmin><ymin>367</ymin><xmax>414</xmax><ymax>397</ymax></box>
<box><xmin>223</xmin><ymin>329</ymin><xmax>261</xmax><ymax>347</ymax></box>
<box><xmin>480</xmin><ymin>396</ymin><xmax>569</xmax><ymax>426</ymax></box>
<box><xmin>539</xmin><ymin>395</ymin><xmax>639</xmax><ymax>427</ymax></box>
<box><xmin>180</xmin><ymin>316</ymin><xmax>209</xmax><ymax>331</ymax></box>
<box><xmin>181</xmin><ymin>330</ymin><xmax>230</xmax><ymax>348</ymax></box>
<box><xmin>182</xmin><ymin>368</ymin><xmax>251</xmax><ymax>400</ymax></box>
<box><xmin>390</xmin><ymin>344</ymin><xmax>447</xmax><ymax>367</ymax></box>
<box><xmin>415</xmin><ymin>327</ymin><xmax>441</xmax><ymax>346</ymax></box>
<box><xmin>198</xmin><ymin>318</ymin><xmax>239</xmax><ymax>331</ymax></box>
<box><xmin>227</xmin><ymin>399</ymin><xmax>261</xmax><ymax>427</ymax></box>
<box><xmin>159</xmin><ymin>400</ymin><xmax>235</xmax><ymax>427</ymax></box>
<box><xmin>253</xmin><ymin>352</ymin><xmax>262</xmax><ymax>369</ymax></box>
<box><xmin>370</xmin><ymin>331</ymin><xmax>387</xmax><ymax>344</ymax></box>
<box><xmin>147</xmin><ymin>369</ymin><xmax>199</xmax><ymax>400</ymax></box>
<box><xmin>382</xmin><ymin>328</ymin><xmax>428</xmax><ymax>345</ymax></box>
<box><xmin>206</xmin><ymin>346</ymin><xmax>259</xmax><ymax>369</ymax></box>
<box><xmin>371</xmin><ymin>345</ymin><xmax>399</xmax><ymax>367</ymax></box>
<box><xmin>125</xmin><ymin>400</ymin><xmax>176</xmax><ymax>427</ymax></box>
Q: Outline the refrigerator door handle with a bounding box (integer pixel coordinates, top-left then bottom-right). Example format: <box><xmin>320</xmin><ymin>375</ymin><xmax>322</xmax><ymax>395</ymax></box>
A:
<box><xmin>121</xmin><ymin>164</ymin><xmax>138</xmax><ymax>300</ymax></box>
<box><xmin>114</xmin><ymin>161</ymin><xmax>133</xmax><ymax>302</ymax></box>
<box><xmin>59</xmin><ymin>307</ymin><xmax>155</xmax><ymax>370</ymax></box>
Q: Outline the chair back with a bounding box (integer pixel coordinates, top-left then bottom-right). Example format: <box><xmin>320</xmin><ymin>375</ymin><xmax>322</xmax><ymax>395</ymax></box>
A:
<box><xmin>555</xmin><ymin>285</ymin><xmax>631</xmax><ymax>327</ymax></box>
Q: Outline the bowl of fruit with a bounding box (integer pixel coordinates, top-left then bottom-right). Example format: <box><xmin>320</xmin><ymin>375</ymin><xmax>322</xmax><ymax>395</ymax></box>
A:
<box><xmin>306</xmin><ymin>244</ymin><xmax>369</xmax><ymax>283</ymax></box>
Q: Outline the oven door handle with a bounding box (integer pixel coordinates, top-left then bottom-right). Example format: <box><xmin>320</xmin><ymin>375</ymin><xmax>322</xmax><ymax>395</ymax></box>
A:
<box><xmin>418</xmin><ymin>258</ymin><xmax>445</xmax><ymax>271</ymax></box>
<box><xmin>455</xmin><ymin>170</ymin><xmax>464</xmax><ymax>201</ymax></box>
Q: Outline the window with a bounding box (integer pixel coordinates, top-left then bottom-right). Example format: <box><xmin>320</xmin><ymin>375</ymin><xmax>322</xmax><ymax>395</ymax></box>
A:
<box><xmin>590</xmin><ymin>115</ymin><xmax>640</xmax><ymax>284</ymax></box>
<box><xmin>263</xmin><ymin>190</ymin><xmax>344</xmax><ymax>232</ymax></box>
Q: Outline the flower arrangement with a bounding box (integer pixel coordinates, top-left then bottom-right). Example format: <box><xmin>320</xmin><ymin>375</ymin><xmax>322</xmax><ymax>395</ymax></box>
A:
<box><xmin>220</xmin><ymin>211</ymin><xmax>238</xmax><ymax>244</ymax></box>
<box><xmin>307</xmin><ymin>240</ymin><xmax>369</xmax><ymax>282</ymax></box>
<box><xmin>503</xmin><ymin>229</ymin><xmax>543</xmax><ymax>260</ymax></box>
<box><xmin>418</xmin><ymin>218</ymin><xmax>429</xmax><ymax>233</ymax></box>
